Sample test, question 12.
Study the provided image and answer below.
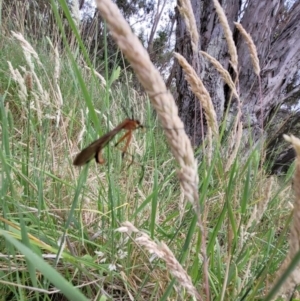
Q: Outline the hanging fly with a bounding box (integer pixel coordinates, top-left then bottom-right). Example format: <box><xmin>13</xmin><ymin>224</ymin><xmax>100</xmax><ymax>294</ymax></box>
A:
<box><xmin>73</xmin><ymin>118</ymin><xmax>143</xmax><ymax>166</ymax></box>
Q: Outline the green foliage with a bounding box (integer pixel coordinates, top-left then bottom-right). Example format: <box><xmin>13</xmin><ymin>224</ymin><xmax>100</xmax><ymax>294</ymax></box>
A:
<box><xmin>116</xmin><ymin>0</ymin><xmax>154</xmax><ymax>18</ymax></box>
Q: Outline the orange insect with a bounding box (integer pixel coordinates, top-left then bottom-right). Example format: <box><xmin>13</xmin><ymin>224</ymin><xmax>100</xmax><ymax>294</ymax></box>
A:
<box><xmin>73</xmin><ymin>118</ymin><xmax>143</xmax><ymax>166</ymax></box>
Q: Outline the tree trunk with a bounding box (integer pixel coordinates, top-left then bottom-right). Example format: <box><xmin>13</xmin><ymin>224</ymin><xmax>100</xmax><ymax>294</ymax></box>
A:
<box><xmin>175</xmin><ymin>0</ymin><xmax>300</xmax><ymax>165</ymax></box>
<box><xmin>175</xmin><ymin>1</ymin><xmax>202</xmax><ymax>146</ymax></box>
<box><xmin>175</xmin><ymin>0</ymin><xmax>240</xmax><ymax>145</ymax></box>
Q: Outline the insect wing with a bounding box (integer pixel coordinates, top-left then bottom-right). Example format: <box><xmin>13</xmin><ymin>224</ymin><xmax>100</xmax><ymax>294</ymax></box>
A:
<box><xmin>73</xmin><ymin>132</ymin><xmax>114</xmax><ymax>166</ymax></box>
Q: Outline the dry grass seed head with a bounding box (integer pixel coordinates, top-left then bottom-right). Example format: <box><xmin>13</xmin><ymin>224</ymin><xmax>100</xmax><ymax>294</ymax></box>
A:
<box><xmin>84</xmin><ymin>65</ymin><xmax>107</xmax><ymax>87</ymax></box>
<box><xmin>25</xmin><ymin>72</ymin><xmax>33</xmax><ymax>92</ymax></box>
<box><xmin>71</xmin><ymin>0</ymin><xmax>80</xmax><ymax>27</ymax></box>
<box><xmin>177</xmin><ymin>0</ymin><xmax>199</xmax><ymax>53</ymax></box>
<box><xmin>11</xmin><ymin>31</ymin><xmax>42</xmax><ymax>66</ymax></box>
<box><xmin>234</xmin><ymin>22</ymin><xmax>260</xmax><ymax>76</ymax></box>
<box><xmin>200</xmin><ymin>51</ymin><xmax>239</xmax><ymax>99</ymax></box>
<box><xmin>213</xmin><ymin>0</ymin><xmax>238</xmax><ymax>73</ymax></box>
<box><xmin>174</xmin><ymin>52</ymin><xmax>218</xmax><ymax>137</ymax></box>
<box><xmin>117</xmin><ymin>222</ymin><xmax>201</xmax><ymax>300</ymax></box>
<box><xmin>8</xmin><ymin>61</ymin><xmax>28</xmax><ymax>104</ymax></box>
<box><xmin>12</xmin><ymin>31</ymin><xmax>50</xmax><ymax>109</ymax></box>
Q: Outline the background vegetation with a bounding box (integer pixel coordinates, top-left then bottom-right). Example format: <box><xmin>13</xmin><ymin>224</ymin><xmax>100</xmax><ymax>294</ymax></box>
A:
<box><xmin>0</xmin><ymin>0</ymin><xmax>299</xmax><ymax>300</ymax></box>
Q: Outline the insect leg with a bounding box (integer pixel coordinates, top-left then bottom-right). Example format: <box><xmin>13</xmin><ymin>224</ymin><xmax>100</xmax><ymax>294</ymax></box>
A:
<box><xmin>115</xmin><ymin>131</ymin><xmax>132</xmax><ymax>158</ymax></box>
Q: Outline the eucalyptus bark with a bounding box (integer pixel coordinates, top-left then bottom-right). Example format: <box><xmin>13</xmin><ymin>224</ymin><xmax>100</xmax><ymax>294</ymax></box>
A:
<box><xmin>175</xmin><ymin>0</ymin><xmax>239</xmax><ymax>146</ymax></box>
<box><xmin>175</xmin><ymin>0</ymin><xmax>300</xmax><ymax>169</ymax></box>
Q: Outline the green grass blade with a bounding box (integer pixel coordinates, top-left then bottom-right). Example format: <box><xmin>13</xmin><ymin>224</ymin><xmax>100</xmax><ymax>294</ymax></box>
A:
<box><xmin>1</xmin><ymin>231</ymin><xmax>89</xmax><ymax>301</ymax></box>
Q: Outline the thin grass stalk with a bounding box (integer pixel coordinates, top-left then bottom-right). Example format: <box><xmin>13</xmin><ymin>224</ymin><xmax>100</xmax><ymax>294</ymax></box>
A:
<box><xmin>225</xmin><ymin>74</ymin><xmax>242</xmax><ymax>172</ymax></box>
<box><xmin>207</xmin><ymin>127</ymin><xmax>213</xmax><ymax>165</ymax></box>
<box><xmin>220</xmin><ymin>254</ymin><xmax>232</xmax><ymax>301</ymax></box>
<box><xmin>49</xmin><ymin>41</ymin><xmax>63</xmax><ymax>127</ymax></box>
<box><xmin>225</xmin><ymin>118</ymin><xmax>243</xmax><ymax>172</ymax></box>
<box><xmin>25</xmin><ymin>72</ymin><xmax>33</xmax><ymax>198</ymax></box>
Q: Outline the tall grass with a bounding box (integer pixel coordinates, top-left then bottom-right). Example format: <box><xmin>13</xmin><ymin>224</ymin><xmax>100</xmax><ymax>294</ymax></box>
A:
<box><xmin>0</xmin><ymin>0</ymin><xmax>297</xmax><ymax>300</ymax></box>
